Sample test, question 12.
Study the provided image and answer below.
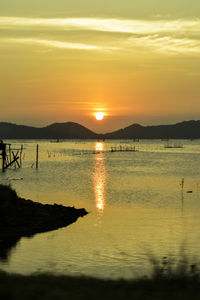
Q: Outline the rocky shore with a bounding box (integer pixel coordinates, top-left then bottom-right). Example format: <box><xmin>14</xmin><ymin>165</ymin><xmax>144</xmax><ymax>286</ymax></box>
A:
<box><xmin>0</xmin><ymin>184</ymin><xmax>88</xmax><ymax>259</ymax></box>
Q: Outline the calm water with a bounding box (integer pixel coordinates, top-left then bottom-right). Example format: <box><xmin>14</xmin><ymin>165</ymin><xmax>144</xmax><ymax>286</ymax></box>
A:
<box><xmin>0</xmin><ymin>139</ymin><xmax>200</xmax><ymax>279</ymax></box>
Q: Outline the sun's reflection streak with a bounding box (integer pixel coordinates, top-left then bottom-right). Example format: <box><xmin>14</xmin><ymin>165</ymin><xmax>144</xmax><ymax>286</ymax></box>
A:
<box><xmin>93</xmin><ymin>142</ymin><xmax>107</xmax><ymax>213</ymax></box>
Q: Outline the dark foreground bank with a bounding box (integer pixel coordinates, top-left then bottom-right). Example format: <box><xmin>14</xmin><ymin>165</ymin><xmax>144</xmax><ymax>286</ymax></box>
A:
<box><xmin>0</xmin><ymin>270</ymin><xmax>200</xmax><ymax>300</ymax></box>
<box><xmin>0</xmin><ymin>184</ymin><xmax>87</xmax><ymax>260</ymax></box>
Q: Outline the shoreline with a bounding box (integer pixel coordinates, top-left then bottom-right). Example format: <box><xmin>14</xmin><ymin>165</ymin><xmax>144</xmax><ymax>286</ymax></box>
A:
<box><xmin>0</xmin><ymin>269</ymin><xmax>200</xmax><ymax>300</ymax></box>
<box><xmin>0</xmin><ymin>184</ymin><xmax>88</xmax><ymax>260</ymax></box>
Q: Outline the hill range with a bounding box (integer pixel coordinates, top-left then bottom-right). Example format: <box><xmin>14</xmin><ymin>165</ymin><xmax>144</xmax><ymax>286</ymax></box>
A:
<box><xmin>0</xmin><ymin>120</ymin><xmax>200</xmax><ymax>139</ymax></box>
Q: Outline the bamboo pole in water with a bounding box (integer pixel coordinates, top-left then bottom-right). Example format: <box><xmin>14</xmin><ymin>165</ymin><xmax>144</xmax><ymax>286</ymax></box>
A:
<box><xmin>36</xmin><ymin>144</ymin><xmax>39</xmax><ymax>169</ymax></box>
<box><xmin>20</xmin><ymin>144</ymin><xmax>23</xmax><ymax>167</ymax></box>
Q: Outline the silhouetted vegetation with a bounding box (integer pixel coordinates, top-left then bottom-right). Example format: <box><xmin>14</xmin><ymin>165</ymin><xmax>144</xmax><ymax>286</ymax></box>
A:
<box><xmin>1</xmin><ymin>245</ymin><xmax>200</xmax><ymax>299</ymax></box>
<box><xmin>0</xmin><ymin>259</ymin><xmax>200</xmax><ymax>300</ymax></box>
<box><xmin>148</xmin><ymin>251</ymin><xmax>199</xmax><ymax>280</ymax></box>
<box><xmin>0</xmin><ymin>184</ymin><xmax>88</xmax><ymax>261</ymax></box>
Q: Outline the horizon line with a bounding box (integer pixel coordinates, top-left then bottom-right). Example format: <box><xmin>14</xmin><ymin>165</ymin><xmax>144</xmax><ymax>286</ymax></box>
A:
<box><xmin>0</xmin><ymin>119</ymin><xmax>199</xmax><ymax>135</ymax></box>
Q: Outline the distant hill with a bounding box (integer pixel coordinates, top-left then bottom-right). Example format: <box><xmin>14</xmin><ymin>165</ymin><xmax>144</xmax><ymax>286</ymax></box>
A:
<box><xmin>104</xmin><ymin>120</ymin><xmax>200</xmax><ymax>139</ymax></box>
<box><xmin>0</xmin><ymin>120</ymin><xmax>200</xmax><ymax>139</ymax></box>
<box><xmin>0</xmin><ymin>122</ymin><xmax>98</xmax><ymax>139</ymax></box>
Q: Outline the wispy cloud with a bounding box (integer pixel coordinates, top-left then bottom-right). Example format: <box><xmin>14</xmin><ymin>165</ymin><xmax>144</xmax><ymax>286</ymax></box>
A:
<box><xmin>1</xmin><ymin>16</ymin><xmax>200</xmax><ymax>35</ymax></box>
<box><xmin>125</xmin><ymin>35</ymin><xmax>200</xmax><ymax>55</ymax></box>
<box><xmin>1</xmin><ymin>16</ymin><xmax>200</xmax><ymax>55</ymax></box>
<box><xmin>1</xmin><ymin>38</ymin><xmax>116</xmax><ymax>51</ymax></box>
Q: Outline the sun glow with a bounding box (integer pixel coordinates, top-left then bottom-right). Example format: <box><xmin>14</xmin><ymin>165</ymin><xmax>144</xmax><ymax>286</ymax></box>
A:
<box><xmin>95</xmin><ymin>112</ymin><xmax>104</xmax><ymax>120</ymax></box>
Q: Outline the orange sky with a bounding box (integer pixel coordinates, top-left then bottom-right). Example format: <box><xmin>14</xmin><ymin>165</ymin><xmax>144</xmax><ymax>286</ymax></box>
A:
<box><xmin>0</xmin><ymin>1</ymin><xmax>200</xmax><ymax>133</ymax></box>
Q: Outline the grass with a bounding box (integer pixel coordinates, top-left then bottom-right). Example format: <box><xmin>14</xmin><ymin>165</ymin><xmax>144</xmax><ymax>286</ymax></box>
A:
<box><xmin>0</xmin><ymin>256</ymin><xmax>200</xmax><ymax>300</ymax></box>
<box><xmin>148</xmin><ymin>246</ymin><xmax>199</xmax><ymax>280</ymax></box>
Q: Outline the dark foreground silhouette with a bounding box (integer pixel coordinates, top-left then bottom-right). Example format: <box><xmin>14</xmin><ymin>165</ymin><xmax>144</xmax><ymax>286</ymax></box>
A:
<box><xmin>0</xmin><ymin>185</ymin><xmax>88</xmax><ymax>260</ymax></box>
<box><xmin>0</xmin><ymin>269</ymin><xmax>200</xmax><ymax>300</ymax></box>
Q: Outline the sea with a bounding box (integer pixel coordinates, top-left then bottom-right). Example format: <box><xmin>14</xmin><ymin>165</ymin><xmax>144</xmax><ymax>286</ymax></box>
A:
<box><xmin>0</xmin><ymin>139</ymin><xmax>200</xmax><ymax>279</ymax></box>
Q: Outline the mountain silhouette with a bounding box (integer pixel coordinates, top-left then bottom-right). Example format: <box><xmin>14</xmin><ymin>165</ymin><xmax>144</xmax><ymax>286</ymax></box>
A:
<box><xmin>0</xmin><ymin>122</ymin><xmax>97</xmax><ymax>139</ymax></box>
<box><xmin>104</xmin><ymin>120</ymin><xmax>200</xmax><ymax>139</ymax></box>
<box><xmin>0</xmin><ymin>120</ymin><xmax>200</xmax><ymax>139</ymax></box>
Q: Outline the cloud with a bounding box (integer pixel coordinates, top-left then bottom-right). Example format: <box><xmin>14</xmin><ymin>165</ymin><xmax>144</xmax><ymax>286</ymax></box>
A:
<box><xmin>1</xmin><ymin>38</ymin><xmax>117</xmax><ymax>52</ymax></box>
<box><xmin>1</xmin><ymin>16</ymin><xmax>200</xmax><ymax>55</ymax></box>
<box><xmin>0</xmin><ymin>16</ymin><xmax>200</xmax><ymax>35</ymax></box>
<box><xmin>125</xmin><ymin>35</ymin><xmax>200</xmax><ymax>55</ymax></box>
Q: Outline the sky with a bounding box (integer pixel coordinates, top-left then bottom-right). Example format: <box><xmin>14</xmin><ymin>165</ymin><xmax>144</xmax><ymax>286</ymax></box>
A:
<box><xmin>0</xmin><ymin>0</ymin><xmax>200</xmax><ymax>133</ymax></box>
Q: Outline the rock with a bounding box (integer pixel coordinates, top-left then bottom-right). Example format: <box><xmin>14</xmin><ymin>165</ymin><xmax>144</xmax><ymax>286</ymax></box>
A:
<box><xmin>0</xmin><ymin>184</ymin><xmax>88</xmax><ymax>260</ymax></box>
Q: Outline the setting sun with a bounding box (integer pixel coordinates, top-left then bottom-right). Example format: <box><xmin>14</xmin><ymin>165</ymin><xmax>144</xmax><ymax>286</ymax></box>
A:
<box><xmin>95</xmin><ymin>112</ymin><xmax>104</xmax><ymax>120</ymax></box>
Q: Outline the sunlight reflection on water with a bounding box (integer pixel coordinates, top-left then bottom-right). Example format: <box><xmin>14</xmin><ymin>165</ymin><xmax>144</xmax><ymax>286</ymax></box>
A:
<box><xmin>93</xmin><ymin>142</ymin><xmax>106</xmax><ymax>212</ymax></box>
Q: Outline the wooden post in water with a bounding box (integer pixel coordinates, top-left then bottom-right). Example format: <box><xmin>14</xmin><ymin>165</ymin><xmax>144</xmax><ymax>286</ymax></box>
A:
<box><xmin>181</xmin><ymin>178</ymin><xmax>184</xmax><ymax>210</ymax></box>
<box><xmin>1</xmin><ymin>142</ymin><xmax>7</xmax><ymax>171</ymax></box>
<box><xmin>20</xmin><ymin>144</ymin><xmax>23</xmax><ymax>167</ymax></box>
<box><xmin>9</xmin><ymin>144</ymin><xmax>11</xmax><ymax>165</ymax></box>
<box><xmin>2</xmin><ymin>148</ymin><xmax>6</xmax><ymax>171</ymax></box>
<box><xmin>36</xmin><ymin>144</ymin><xmax>39</xmax><ymax>169</ymax></box>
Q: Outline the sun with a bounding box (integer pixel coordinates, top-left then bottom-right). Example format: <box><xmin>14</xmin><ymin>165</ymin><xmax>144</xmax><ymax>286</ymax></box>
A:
<box><xmin>95</xmin><ymin>112</ymin><xmax>104</xmax><ymax>120</ymax></box>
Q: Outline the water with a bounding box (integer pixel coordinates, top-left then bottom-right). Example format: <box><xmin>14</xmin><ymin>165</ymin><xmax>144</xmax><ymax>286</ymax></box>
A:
<box><xmin>0</xmin><ymin>139</ymin><xmax>200</xmax><ymax>279</ymax></box>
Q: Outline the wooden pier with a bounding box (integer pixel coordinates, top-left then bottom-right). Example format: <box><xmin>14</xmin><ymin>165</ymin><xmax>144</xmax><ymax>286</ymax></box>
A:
<box><xmin>0</xmin><ymin>141</ymin><xmax>23</xmax><ymax>171</ymax></box>
<box><xmin>110</xmin><ymin>145</ymin><xmax>137</xmax><ymax>152</ymax></box>
<box><xmin>164</xmin><ymin>142</ymin><xmax>183</xmax><ymax>149</ymax></box>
